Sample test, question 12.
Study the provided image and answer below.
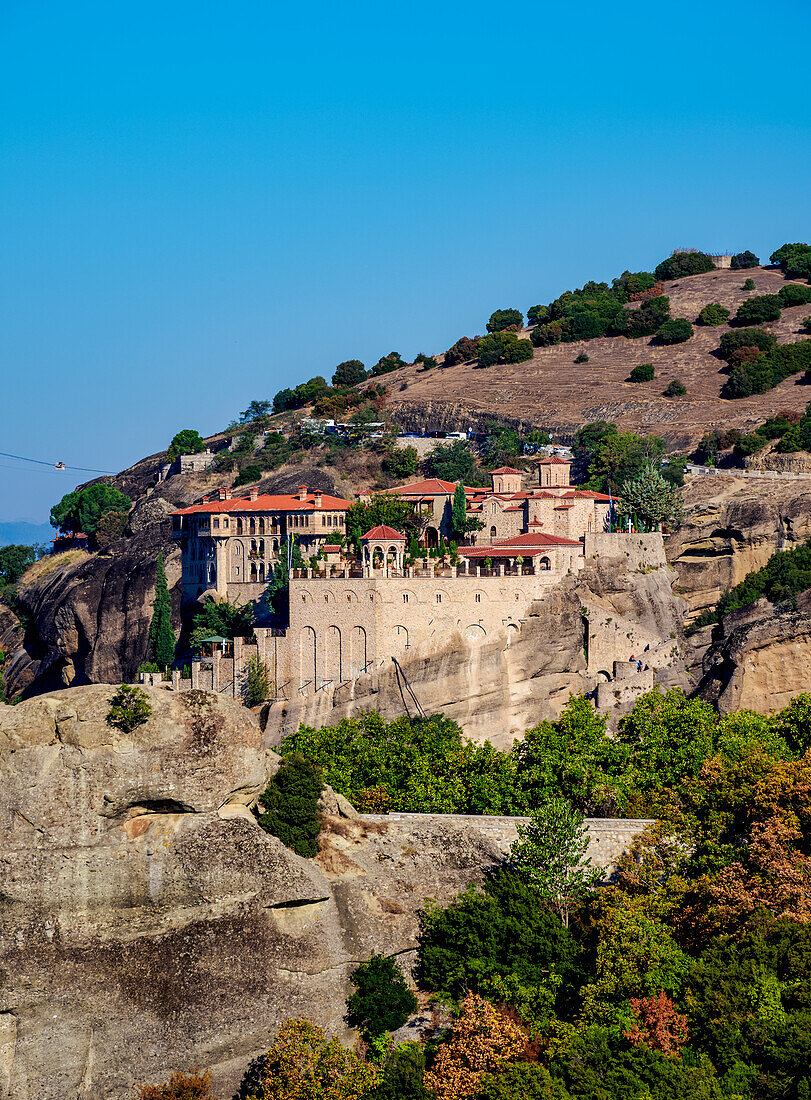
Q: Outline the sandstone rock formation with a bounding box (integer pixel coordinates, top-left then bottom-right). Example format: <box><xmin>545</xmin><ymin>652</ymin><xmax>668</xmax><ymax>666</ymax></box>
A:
<box><xmin>693</xmin><ymin>593</ymin><xmax>811</xmax><ymax>714</ymax></box>
<box><xmin>0</xmin><ymin>685</ymin><xmax>509</xmax><ymax>1099</ymax></box>
<box><xmin>0</xmin><ymin>499</ymin><xmax>181</xmax><ymax>700</ymax></box>
<box><xmin>666</xmin><ymin>473</ymin><xmax>811</xmax><ymax>618</ymax></box>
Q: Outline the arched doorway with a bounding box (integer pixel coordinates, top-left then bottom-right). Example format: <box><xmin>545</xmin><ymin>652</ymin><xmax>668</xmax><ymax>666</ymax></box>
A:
<box><xmin>425</xmin><ymin>527</ymin><xmax>439</xmax><ymax>548</ymax></box>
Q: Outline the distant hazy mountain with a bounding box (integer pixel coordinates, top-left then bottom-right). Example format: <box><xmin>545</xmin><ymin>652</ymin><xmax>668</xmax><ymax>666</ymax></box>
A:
<box><xmin>0</xmin><ymin>521</ymin><xmax>53</xmax><ymax>548</ymax></box>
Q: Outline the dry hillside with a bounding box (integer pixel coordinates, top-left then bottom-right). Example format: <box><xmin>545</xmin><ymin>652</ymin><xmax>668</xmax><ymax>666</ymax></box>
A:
<box><xmin>384</xmin><ymin>266</ymin><xmax>811</xmax><ymax>449</ymax></box>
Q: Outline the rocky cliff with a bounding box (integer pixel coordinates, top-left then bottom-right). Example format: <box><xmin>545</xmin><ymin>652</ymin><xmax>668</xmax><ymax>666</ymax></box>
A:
<box><xmin>0</xmin><ymin>497</ymin><xmax>182</xmax><ymax>700</ymax></box>
<box><xmin>0</xmin><ymin>685</ymin><xmax>514</xmax><ymax>1099</ymax></box>
<box><xmin>666</xmin><ymin>473</ymin><xmax>811</xmax><ymax>618</ymax></box>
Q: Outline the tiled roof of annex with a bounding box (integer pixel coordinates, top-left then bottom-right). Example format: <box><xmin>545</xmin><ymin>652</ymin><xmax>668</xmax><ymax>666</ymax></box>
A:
<box><xmin>361</xmin><ymin>525</ymin><xmax>407</xmax><ymax>540</ymax></box>
<box><xmin>459</xmin><ymin>531</ymin><xmax>582</xmax><ymax>556</ymax></box>
<box><xmin>173</xmin><ymin>491</ymin><xmax>352</xmax><ymax>516</ymax></box>
<box><xmin>375</xmin><ymin>478</ymin><xmax>482</xmax><ymax>497</ymax></box>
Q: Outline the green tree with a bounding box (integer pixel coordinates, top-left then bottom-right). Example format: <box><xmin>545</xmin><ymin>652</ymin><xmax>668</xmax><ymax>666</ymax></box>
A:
<box><xmin>734</xmin><ymin>295</ymin><xmax>782</xmax><ymax>324</ymax></box>
<box><xmin>167</xmin><ymin>428</ymin><xmax>205</xmax><ymax>461</ymax></box>
<box><xmin>373</xmin><ymin>1043</ymin><xmax>429</xmax><ymax>1100</ymax></box>
<box><xmin>255</xmin><ymin>753</ymin><xmax>324</xmax><ymax>857</ymax></box>
<box><xmin>415</xmin><ymin>867</ymin><xmax>575</xmax><ymax>1005</ymax></box>
<box><xmin>382</xmin><ymin>446</ymin><xmax>418</xmax><ymax>479</ymax></box>
<box><xmin>475</xmin><ymin>1064</ymin><xmax>572</xmax><ymax>1100</ymax></box>
<box><xmin>345</xmin><ymin>494</ymin><xmax>421</xmax><ymax>540</ymax></box>
<box><xmin>618</xmin><ymin>688</ymin><xmax>717</xmax><ymax>797</ymax></box>
<box><xmin>423</xmin><ymin>441</ymin><xmax>488</xmax><ymax>485</ymax></box>
<box><xmin>50</xmin><ymin>484</ymin><xmax>132</xmax><ymax>536</ymax></box>
<box><xmin>628</xmin><ymin>364</ymin><xmax>654</xmax><ymax>382</ymax></box>
<box><xmin>345</xmin><ymin>955</ymin><xmax>417</xmax><ymax>1039</ymax></box>
<box><xmin>654</xmin><ymin>251</ymin><xmax>715</xmax><ymax>280</ymax></box>
<box><xmin>656</xmin><ymin>318</ymin><xmax>693</xmax><ymax>345</ymax></box>
<box><xmin>148</xmin><ymin>554</ymin><xmax>175</xmax><ymax>670</ymax></box>
<box><xmin>510</xmin><ymin>798</ymin><xmax>603</xmax><ymax>927</ymax></box>
<box><xmin>697</xmin><ymin>303</ymin><xmax>730</xmax><ymax>326</ymax></box>
<box><xmin>0</xmin><ymin>544</ymin><xmax>36</xmax><ymax>586</ymax></box>
<box><xmin>476</xmin><ymin>332</ymin><xmax>534</xmax><ymax>368</ymax></box>
<box><xmin>451</xmin><ymin>482</ymin><xmax>482</xmax><ymax>540</ymax></box>
<box><xmin>778</xmin><ymin>283</ymin><xmax>811</xmax><ymax>308</ymax></box>
<box><xmin>332</xmin><ymin>360</ymin><xmax>367</xmax><ymax>386</ymax></box>
<box><xmin>239</xmin><ymin>400</ymin><xmax>272</xmax><ymax>423</ymax></box>
<box><xmin>619</xmin><ymin>462</ymin><xmax>683</xmax><ymax>531</ymax></box>
<box><xmin>107</xmin><ymin>684</ymin><xmax>152</xmax><ymax>733</ymax></box>
<box><xmin>190</xmin><ymin>597</ymin><xmax>253</xmax><ymax>650</ymax></box>
<box><xmin>663</xmin><ymin>380</ymin><xmax>686</xmax><ymax>397</ymax></box>
<box><xmin>487</xmin><ymin>308</ymin><xmax>524</xmax><ymax>333</ymax></box>
<box><xmin>234</xmin><ymin>464</ymin><xmax>262</xmax><ymax>486</ymax></box>
<box><xmin>582</xmin><ymin>430</ymin><xmax>665</xmax><ymax>493</ymax></box>
<box><xmin>246</xmin><ymin>653</ymin><xmax>270</xmax><ymax>706</ymax></box>
<box><xmin>730</xmin><ymin>250</ymin><xmax>759</xmax><ymax>269</ymax></box>
<box><xmin>263</xmin><ymin>538</ymin><xmax>306</xmax><ymax>623</ymax></box>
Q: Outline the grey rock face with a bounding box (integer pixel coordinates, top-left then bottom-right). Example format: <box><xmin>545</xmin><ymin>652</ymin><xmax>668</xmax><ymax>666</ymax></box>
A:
<box><xmin>0</xmin><ymin>686</ymin><xmax>503</xmax><ymax>1099</ymax></box>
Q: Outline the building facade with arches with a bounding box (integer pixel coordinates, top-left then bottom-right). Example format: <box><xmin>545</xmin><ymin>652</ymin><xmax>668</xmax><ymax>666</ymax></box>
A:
<box><xmin>172</xmin><ymin>484</ymin><xmax>352</xmax><ymax>600</ymax></box>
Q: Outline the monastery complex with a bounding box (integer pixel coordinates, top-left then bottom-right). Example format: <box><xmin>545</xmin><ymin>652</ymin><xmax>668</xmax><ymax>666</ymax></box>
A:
<box><xmin>168</xmin><ymin>459</ymin><xmax>656</xmax><ymax>702</ymax></box>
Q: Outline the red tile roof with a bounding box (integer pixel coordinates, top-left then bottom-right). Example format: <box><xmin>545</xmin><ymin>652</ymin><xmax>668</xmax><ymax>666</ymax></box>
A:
<box><xmin>538</xmin><ymin>456</ymin><xmax>571</xmax><ymax>464</ymax></box>
<box><xmin>361</xmin><ymin>525</ymin><xmax>406</xmax><ymax>540</ymax></box>
<box><xmin>490</xmin><ymin>466</ymin><xmax>523</xmax><ymax>474</ymax></box>
<box><xmin>459</xmin><ymin>531</ymin><xmax>582</xmax><ymax>556</ymax></box>
<box><xmin>373</xmin><ymin>478</ymin><xmax>482</xmax><ymax>497</ymax></box>
<box><xmin>173</xmin><ymin>491</ymin><xmax>352</xmax><ymax>516</ymax></box>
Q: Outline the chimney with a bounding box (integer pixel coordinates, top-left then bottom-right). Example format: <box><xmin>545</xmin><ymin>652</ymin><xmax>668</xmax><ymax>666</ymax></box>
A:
<box><xmin>249</xmin><ymin>487</ymin><xmax>259</xmax><ymax>501</ymax></box>
<box><xmin>314</xmin><ymin>490</ymin><xmax>323</xmax><ymax>507</ymax></box>
<box><xmin>202</xmin><ymin>495</ymin><xmax>210</xmax><ymax>503</ymax></box>
<box><xmin>298</xmin><ymin>484</ymin><xmax>307</xmax><ymax>501</ymax></box>
<box><xmin>218</xmin><ymin>488</ymin><xmax>226</xmax><ymax>501</ymax></box>
<box><xmin>225</xmin><ymin>488</ymin><xmax>232</xmax><ymax>499</ymax></box>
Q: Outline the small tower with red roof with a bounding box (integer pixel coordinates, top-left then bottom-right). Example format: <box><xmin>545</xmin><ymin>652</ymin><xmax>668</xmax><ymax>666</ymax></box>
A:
<box><xmin>360</xmin><ymin>525</ymin><xmax>406</xmax><ymax>576</ymax></box>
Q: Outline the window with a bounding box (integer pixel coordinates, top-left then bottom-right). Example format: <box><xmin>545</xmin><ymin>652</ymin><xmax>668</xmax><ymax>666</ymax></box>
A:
<box><xmin>403</xmin><ymin>593</ymin><xmax>408</xmax><ymax>603</ymax></box>
<box><xmin>213</xmin><ymin>519</ymin><xmax>219</xmax><ymax>529</ymax></box>
<box><xmin>436</xmin><ymin>593</ymin><xmax>442</xmax><ymax>603</ymax></box>
<box><xmin>223</xmin><ymin>518</ymin><xmax>229</xmax><ymax>528</ymax></box>
<box><xmin>475</xmin><ymin>593</ymin><xmax>481</xmax><ymax>603</ymax></box>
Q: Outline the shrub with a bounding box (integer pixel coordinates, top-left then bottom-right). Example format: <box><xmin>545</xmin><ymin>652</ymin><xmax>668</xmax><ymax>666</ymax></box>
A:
<box><xmin>697</xmin><ymin>302</ymin><xmax>730</xmax><ymax>326</ymax></box>
<box><xmin>743</xmin><ymin>277</ymin><xmax>755</xmax><ymax>290</ymax></box>
<box><xmin>233</xmin><ymin>464</ymin><xmax>262</xmax><ymax>486</ymax></box>
<box><xmin>611</xmin><ymin>270</ymin><xmax>657</xmax><ymax>302</ymax></box>
<box><xmin>94</xmin><ymin>510</ymin><xmax>129</xmax><ymax>548</ymax></box>
<box><xmin>629</xmin><ymin>364</ymin><xmax>655</xmax><ymax>383</ymax></box>
<box><xmin>167</xmin><ymin>429</ymin><xmax>205</xmax><ymax>461</ymax></box>
<box><xmin>443</xmin><ymin>336</ymin><xmax>482</xmax><ymax>366</ymax></box>
<box><xmin>771</xmin><ymin>242</ymin><xmax>811</xmax><ymax>279</ymax></box>
<box><xmin>778</xmin><ymin>283</ymin><xmax>811</xmax><ymax>308</ymax></box>
<box><xmin>654</xmin><ymin>251</ymin><xmax>715</xmax><ymax>281</ymax></box>
<box><xmin>663</xmin><ymin>379</ymin><xmax>686</xmax><ymax>397</ymax></box>
<box><xmin>574</xmin><ymin>353</ymin><xmax>589</xmax><ymax>363</ymax></box>
<box><xmin>345</xmin><ymin>955</ymin><xmax>417</xmax><ymax>1039</ymax></box>
<box><xmin>476</xmin><ymin>332</ymin><xmax>534</xmax><ymax>368</ymax></box>
<box><xmin>487</xmin><ymin>308</ymin><xmax>523</xmax><ymax>333</ymax></box>
<box><xmin>138</xmin><ymin>1070</ymin><xmax>213</xmax><ymax>1100</ymax></box>
<box><xmin>107</xmin><ymin>684</ymin><xmax>152</xmax><ymax>733</ymax></box>
<box><xmin>726</xmin><ymin>339</ymin><xmax>811</xmax><ymax>398</ymax></box>
<box><xmin>383</xmin><ymin>445</ymin><xmax>418</xmax><ymax>479</ymax></box>
<box><xmin>332</xmin><ymin>359</ymin><xmax>367</xmax><ymax>386</ymax></box>
<box><xmin>527</xmin><ymin>304</ymin><xmax>549</xmax><ymax>325</ymax></box>
<box><xmin>624</xmin><ymin>295</ymin><xmax>670</xmax><ymax>338</ymax></box>
<box><xmin>137</xmin><ymin>661</ymin><xmax>160</xmax><ymax>674</ymax></box>
<box><xmin>416</xmin><ymin>354</ymin><xmax>438</xmax><ymax>370</ymax></box>
<box><xmin>370</xmin><ymin>352</ymin><xmax>404</xmax><ymax>377</ymax></box>
<box><xmin>730</xmin><ymin>250</ymin><xmax>759</xmax><ymax>269</ymax></box>
<box><xmin>531</xmin><ymin>321</ymin><xmax>564</xmax><ymax>347</ymax></box>
<box><xmin>734</xmin><ymin>432</ymin><xmax>768</xmax><ymax>458</ymax></box>
<box><xmin>50</xmin><ymin>484</ymin><xmax>133</xmax><ymax>536</ymax></box>
<box><xmin>656</xmin><ymin>318</ymin><xmax>693</xmax><ymax>345</ymax></box>
<box><xmin>255</xmin><ymin>753</ymin><xmax>324</xmax><ymax>857</ymax></box>
<box><xmin>718</xmin><ymin>327</ymin><xmax>777</xmax><ymax>361</ymax></box>
<box><xmin>734</xmin><ymin>295</ymin><xmax>782</xmax><ymax>324</ymax></box>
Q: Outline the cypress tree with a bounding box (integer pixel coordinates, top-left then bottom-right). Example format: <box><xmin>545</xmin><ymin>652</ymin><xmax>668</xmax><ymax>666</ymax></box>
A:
<box><xmin>451</xmin><ymin>482</ymin><xmax>468</xmax><ymax>540</ymax></box>
<box><xmin>148</xmin><ymin>554</ymin><xmax>176</xmax><ymax>670</ymax></box>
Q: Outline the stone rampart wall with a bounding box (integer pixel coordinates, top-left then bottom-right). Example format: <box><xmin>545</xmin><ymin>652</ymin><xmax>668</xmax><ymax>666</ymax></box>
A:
<box><xmin>360</xmin><ymin>813</ymin><xmax>654</xmax><ymax>874</ymax></box>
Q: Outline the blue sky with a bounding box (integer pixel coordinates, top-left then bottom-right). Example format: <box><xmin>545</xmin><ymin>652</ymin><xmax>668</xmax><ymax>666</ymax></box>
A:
<box><xmin>1</xmin><ymin>0</ymin><xmax>810</xmax><ymax>524</ymax></box>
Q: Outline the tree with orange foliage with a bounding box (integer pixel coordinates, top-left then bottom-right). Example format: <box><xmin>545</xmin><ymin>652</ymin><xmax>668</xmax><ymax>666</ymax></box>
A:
<box><xmin>138</xmin><ymin>1070</ymin><xmax>213</xmax><ymax>1100</ymax></box>
<box><xmin>259</xmin><ymin>1018</ymin><xmax>378</xmax><ymax>1100</ymax></box>
<box><xmin>423</xmin><ymin>993</ymin><xmax>526</xmax><ymax>1100</ymax></box>
<box><xmin>623</xmin><ymin>991</ymin><xmax>688</xmax><ymax>1056</ymax></box>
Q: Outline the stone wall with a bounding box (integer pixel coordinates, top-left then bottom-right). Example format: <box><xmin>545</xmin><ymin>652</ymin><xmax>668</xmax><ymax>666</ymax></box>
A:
<box><xmin>360</xmin><ymin>813</ymin><xmax>654</xmax><ymax>876</ymax></box>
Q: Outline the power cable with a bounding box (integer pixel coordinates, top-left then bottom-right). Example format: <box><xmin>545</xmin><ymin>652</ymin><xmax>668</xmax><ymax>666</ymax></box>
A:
<box><xmin>0</xmin><ymin>450</ymin><xmax>115</xmax><ymax>475</ymax></box>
